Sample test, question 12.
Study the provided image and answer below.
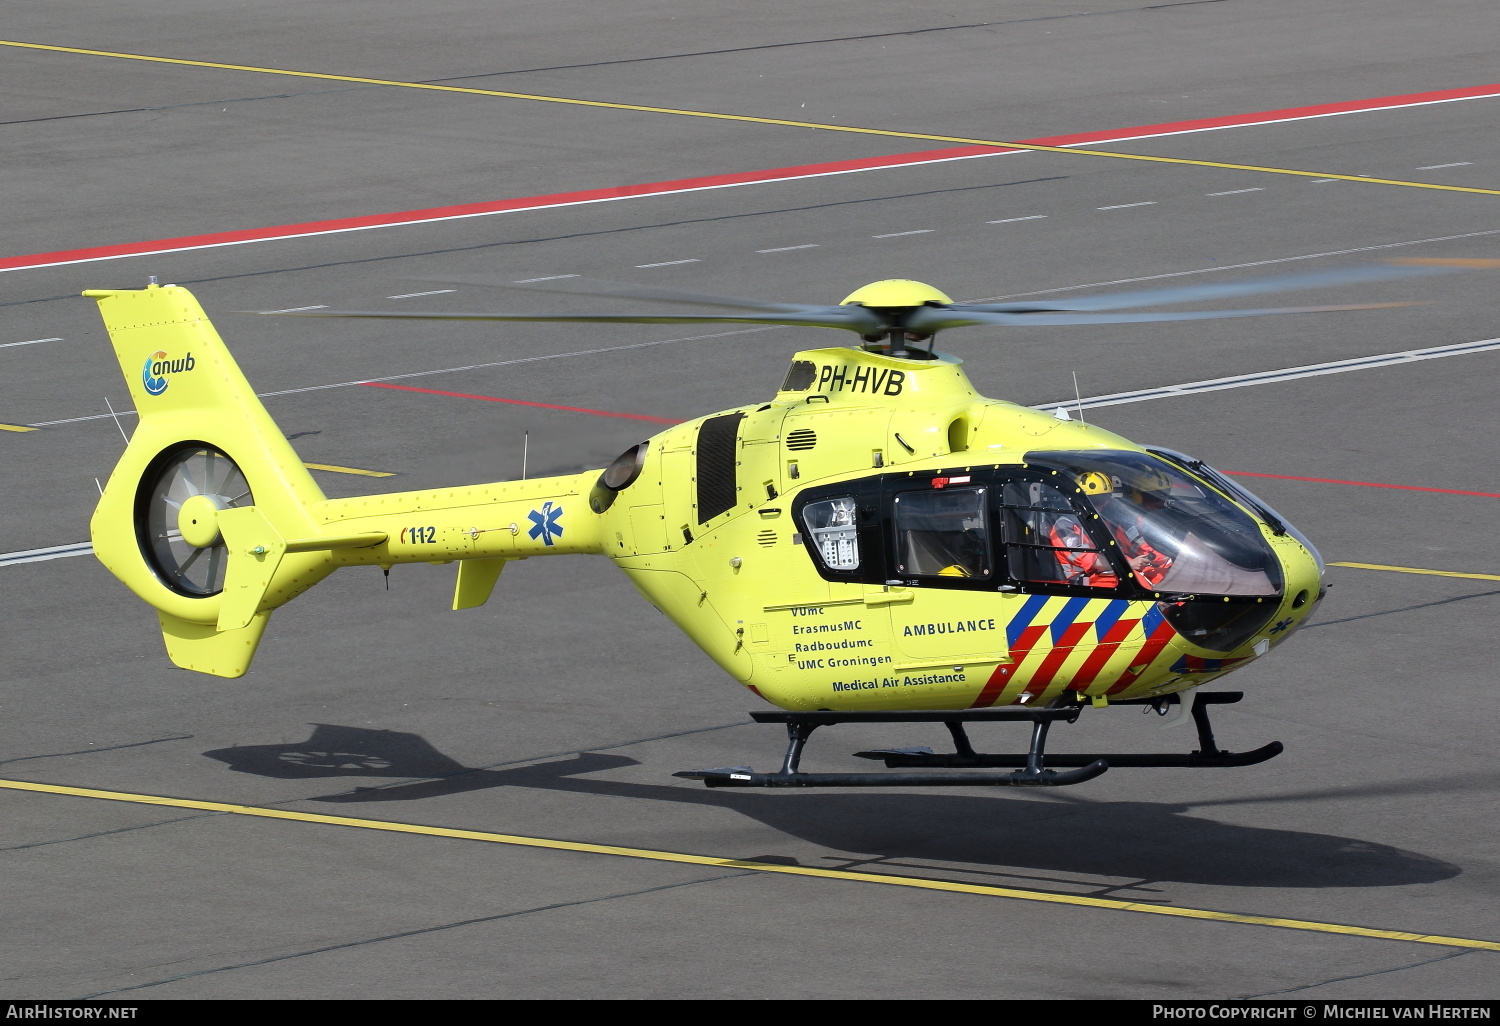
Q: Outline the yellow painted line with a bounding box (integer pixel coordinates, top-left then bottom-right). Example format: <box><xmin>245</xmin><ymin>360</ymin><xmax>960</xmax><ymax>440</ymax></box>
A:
<box><xmin>1331</xmin><ymin>561</ymin><xmax>1500</xmax><ymax>582</ymax></box>
<box><xmin>2</xmin><ymin>776</ymin><xmax>1496</xmax><ymax>952</ymax></box>
<box><xmin>3</xmin><ymin>39</ymin><xmax>1498</xmax><ymax>198</ymax></box>
<box><xmin>0</xmin><ymin>423</ymin><xmax>37</xmax><ymax>432</ymax></box>
<box><xmin>303</xmin><ymin>462</ymin><xmax>394</xmax><ymax>478</ymax></box>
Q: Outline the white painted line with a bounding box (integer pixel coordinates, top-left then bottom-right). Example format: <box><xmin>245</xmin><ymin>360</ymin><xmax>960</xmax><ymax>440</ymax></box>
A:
<box><xmin>872</xmin><ymin>230</ymin><xmax>934</xmax><ymax>238</ymax></box>
<box><xmin>1418</xmin><ymin>162</ymin><xmax>1472</xmax><ymax>170</ymax></box>
<box><xmin>386</xmin><ymin>289</ymin><xmax>456</xmax><ymax>299</ymax></box>
<box><xmin>0</xmin><ymin>541</ymin><xmax>93</xmax><ymax>567</ymax></box>
<box><xmin>1034</xmin><ymin>336</ymin><xmax>1500</xmax><ymax>412</ymax></box>
<box><xmin>635</xmin><ymin>259</ymin><xmax>701</xmax><ymax>268</ymax></box>
<box><xmin>1097</xmin><ymin>202</ymin><xmax>1157</xmax><ymax>210</ymax></box>
<box><xmin>756</xmin><ymin>244</ymin><xmax>820</xmax><ymax>253</ymax></box>
<box><xmin>1309</xmin><ymin>179</ymin><xmax>1340</xmax><ymax>184</ymax></box>
<box><xmin>0</xmin><ymin>337</ymin><xmax>63</xmax><ymax>349</ymax></box>
<box><xmin>987</xmin><ymin>215</ymin><xmax>1047</xmax><ymax>224</ymax></box>
<box><xmin>1206</xmin><ymin>188</ymin><xmax>1265</xmax><ymax>196</ymax></box>
<box><xmin>264</xmin><ymin>305</ymin><xmax>328</xmax><ymax>313</ymax></box>
<box><xmin>513</xmin><ymin>274</ymin><xmax>580</xmax><ymax>283</ymax></box>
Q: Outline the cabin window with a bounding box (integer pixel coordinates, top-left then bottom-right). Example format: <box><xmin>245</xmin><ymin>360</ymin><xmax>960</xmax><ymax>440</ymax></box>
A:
<box><xmin>802</xmin><ymin>497</ymin><xmax>860</xmax><ymax>570</ymax></box>
<box><xmin>893</xmin><ymin>488</ymin><xmax>990</xmax><ymax>578</ymax></box>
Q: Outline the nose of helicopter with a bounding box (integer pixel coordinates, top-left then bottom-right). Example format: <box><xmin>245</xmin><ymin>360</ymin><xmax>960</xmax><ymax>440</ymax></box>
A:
<box><xmin>1265</xmin><ymin>531</ymin><xmax>1326</xmax><ymax>649</ymax></box>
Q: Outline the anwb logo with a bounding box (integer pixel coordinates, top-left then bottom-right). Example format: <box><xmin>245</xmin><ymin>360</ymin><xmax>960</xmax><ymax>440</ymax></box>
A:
<box><xmin>142</xmin><ymin>350</ymin><xmax>196</xmax><ymax>396</ymax></box>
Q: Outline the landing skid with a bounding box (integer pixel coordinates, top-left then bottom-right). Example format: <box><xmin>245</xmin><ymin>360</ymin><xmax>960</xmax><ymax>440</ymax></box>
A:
<box><xmin>675</xmin><ymin>692</ymin><xmax>1278</xmax><ymax>788</ymax></box>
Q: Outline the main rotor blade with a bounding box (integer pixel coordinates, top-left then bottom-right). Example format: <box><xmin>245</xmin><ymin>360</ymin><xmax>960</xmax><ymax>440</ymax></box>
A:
<box><xmin>906</xmin><ymin>301</ymin><xmax>1415</xmax><ymax>332</ymax></box>
<box><xmin>402</xmin><ymin>274</ymin><xmax>823</xmax><ymax>314</ymax></box>
<box><xmin>245</xmin><ymin>308</ymin><xmax>883</xmax><ymax>332</ymax></box>
<box><xmin>956</xmin><ymin>259</ymin><xmax>1500</xmax><ymax>314</ymax></box>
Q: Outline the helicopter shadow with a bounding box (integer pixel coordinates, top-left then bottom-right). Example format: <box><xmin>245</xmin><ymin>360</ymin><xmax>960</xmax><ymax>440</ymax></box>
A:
<box><xmin>204</xmin><ymin>724</ymin><xmax>1460</xmax><ymax>892</ymax></box>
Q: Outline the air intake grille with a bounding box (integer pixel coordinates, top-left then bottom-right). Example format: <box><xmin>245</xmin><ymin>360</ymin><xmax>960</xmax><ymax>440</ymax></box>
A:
<box><xmin>696</xmin><ymin>412</ymin><xmax>743</xmax><ymax>523</ymax></box>
<box><xmin>756</xmin><ymin>530</ymin><xmax>777</xmax><ymax>548</ymax></box>
<box><xmin>786</xmin><ymin>428</ymin><xmax>817</xmax><ymax>451</ymax></box>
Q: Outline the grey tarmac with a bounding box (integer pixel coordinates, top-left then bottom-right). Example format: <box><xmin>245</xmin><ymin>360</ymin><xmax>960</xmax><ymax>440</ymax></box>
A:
<box><xmin>1</xmin><ymin>0</ymin><xmax>1498</xmax><ymax>1001</ymax></box>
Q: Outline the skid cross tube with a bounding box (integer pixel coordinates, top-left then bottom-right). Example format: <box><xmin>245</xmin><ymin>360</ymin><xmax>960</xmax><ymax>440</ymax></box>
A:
<box><xmin>860</xmin><ymin>691</ymin><xmax>1283</xmax><ymax>770</ymax></box>
<box><xmin>673</xmin><ymin>692</ymin><xmax>1281</xmax><ymax>786</ymax></box>
<box><xmin>675</xmin><ymin>704</ymin><xmax>1107</xmax><ymax>788</ymax></box>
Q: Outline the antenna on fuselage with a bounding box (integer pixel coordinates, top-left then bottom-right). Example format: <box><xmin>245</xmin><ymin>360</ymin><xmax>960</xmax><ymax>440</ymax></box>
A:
<box><xmin>522</xmin><ymin>430</ymin><xmax>529</xmax><ymax>481</ymax></box>
<box><xmin>1072</xmin><ymin>372</ymin><xmax>1087</xmax><ymax>426</ymax></box>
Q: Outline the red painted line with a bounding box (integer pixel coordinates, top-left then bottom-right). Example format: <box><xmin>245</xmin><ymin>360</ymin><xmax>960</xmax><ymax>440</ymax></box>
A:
<box><xmin>361</xmin><ymin>382</ymin><xmax>682</xmax><ymax>424</ymax></box>
<box><xmin>5</xmin><ymin>82</ymin><xmax>1498</xmax><ymax>274</ymax></box>
<box><xmin>1225</xmin><ymin>471</ymin><xmax>1500</xmax><ymax>499</ymax></box>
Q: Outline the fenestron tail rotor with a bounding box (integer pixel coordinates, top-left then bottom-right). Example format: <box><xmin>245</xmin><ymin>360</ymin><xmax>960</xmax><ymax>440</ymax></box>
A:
<box><xmin>138</xmin><ymin>444</ymin><xmax>254</xmax><ymax>597</ymax></box>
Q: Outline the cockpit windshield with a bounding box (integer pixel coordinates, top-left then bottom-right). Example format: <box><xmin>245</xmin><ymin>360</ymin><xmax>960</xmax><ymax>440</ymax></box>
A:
<box><xmin>1031</xmin><ymin>451</ymin><xmax>1282</xmax><ymax>597</ymax></box>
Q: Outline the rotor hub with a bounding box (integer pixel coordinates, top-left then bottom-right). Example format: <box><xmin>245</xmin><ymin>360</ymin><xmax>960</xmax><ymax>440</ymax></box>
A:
<box><xmin>178</xmin><ymin>493</ymin><xmax>226</xmax><ymax>549</ymax></box>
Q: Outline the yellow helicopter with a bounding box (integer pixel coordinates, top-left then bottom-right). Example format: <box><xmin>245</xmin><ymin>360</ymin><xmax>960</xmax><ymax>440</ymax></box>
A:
<box><xmin>81</xmin><ymin>261</ymin><xmax>1486</xmax><ymax>788</ymax></box>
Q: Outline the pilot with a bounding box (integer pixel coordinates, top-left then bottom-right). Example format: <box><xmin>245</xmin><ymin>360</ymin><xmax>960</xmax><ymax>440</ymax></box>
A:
<box><xmin>1047</xmin><ymin>505</ymin><xmax>1118</xmax><ymax>588</ymax></box>
<box><xmin>1077</xmin><ymin>470</ymin><xmax>1174</xmax><ymax>588</ymax></box>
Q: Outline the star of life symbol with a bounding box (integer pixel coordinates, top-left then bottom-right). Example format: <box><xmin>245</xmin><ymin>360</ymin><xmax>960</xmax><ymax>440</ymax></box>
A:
<box><xmin>1268</xmin><ymin>617</ymin><xmax>1295</xmax><ymax>635</ymax></box>
<box><xmin>527</xmin><ymin>501</ymin><xmax>564</xmax><ymax>546</ymax></box>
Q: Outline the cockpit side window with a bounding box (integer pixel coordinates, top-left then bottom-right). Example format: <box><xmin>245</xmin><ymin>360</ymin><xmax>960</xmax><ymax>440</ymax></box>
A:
<box><xmin>1000</xmin><ymin>481</ymin><xmax>1120</xmax><ymax>589</ymax></box>
<box><xmin>893</xmin><ymin>487</ymin><xmax>990</xmax><ymax>579</ymax></box>
<box><xmin>1029</xmin><ymin>452</ymin><xmax>1283</xmax><ymax>598</ymax></box>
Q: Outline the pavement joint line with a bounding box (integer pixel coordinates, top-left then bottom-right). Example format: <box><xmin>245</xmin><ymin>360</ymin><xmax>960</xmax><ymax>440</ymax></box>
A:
<box><xmin>1</xmin><ymin>775</ymin><xmax>1495</xmax><ymax>952</ymax></box>
<box><xmin>1</xmin><ymin>39</ymin><xmax>1498</xmax><ymax>197</ymax></box>
<box><xmin>1329</xmin><ymin>562</ymin><xmax>1500</xmax><ymax>583</ymax></box>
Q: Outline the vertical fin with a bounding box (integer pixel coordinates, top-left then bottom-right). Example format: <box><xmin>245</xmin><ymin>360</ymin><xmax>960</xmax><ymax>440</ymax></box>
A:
<box><xmin>453</xmin><ymin>558</ymin><xmax>506</xmax><ymax>610</ymax></box>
